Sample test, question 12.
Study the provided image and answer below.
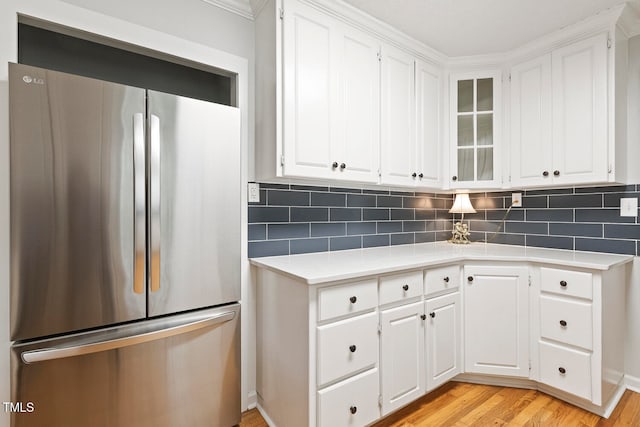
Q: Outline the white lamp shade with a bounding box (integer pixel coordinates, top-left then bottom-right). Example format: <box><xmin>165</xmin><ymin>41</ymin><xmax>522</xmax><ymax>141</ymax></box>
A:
<box><xmin>449</xmin><ymin>193</ymin><xmax>476</xmax><ymax>214</ymax></box>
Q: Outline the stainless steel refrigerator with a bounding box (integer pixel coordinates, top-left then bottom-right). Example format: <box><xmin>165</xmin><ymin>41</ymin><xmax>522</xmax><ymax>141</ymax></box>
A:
<box><xmin>9</xmin><ymin>63</ymin><xmax>241</xmax><ymax>427</ymax></box>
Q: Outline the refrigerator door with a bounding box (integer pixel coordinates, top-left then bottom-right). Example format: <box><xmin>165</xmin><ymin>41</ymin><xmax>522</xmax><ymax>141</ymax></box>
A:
<box><xmin>9</xmin><ymin>63</ymin><xmax>147</xmax><ymax>341</ymax></box>
<box><xmin>147</xmin><ymin>91</ymin><xmax>241</xmax><ymax>317</ymax></box>
<box><xmin>11</xmin><ymin>304</ymin><xmax>241</xmax><ymax>427</ymax></box>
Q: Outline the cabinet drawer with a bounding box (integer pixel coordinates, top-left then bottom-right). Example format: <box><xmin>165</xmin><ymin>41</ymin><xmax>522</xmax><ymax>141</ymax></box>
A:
<box><xmin>317</xmin><ymin>368</ymin><xmax>380</xmax><ymax>427</ymax></box>
<box><xmin>425</xmin><ymin>265</ymin><xmax>460</xmax><ymax>296</ymax></box>
<box><xmin>318</xmin><ymin>279</ymin><xmax>378</xmax><ymax>322</ymax></box>
<box><xmin>540</xmin><ymin>267</ymin><xmax>592</xmax><ymax>300</ymax></box>
<box><xmin>379</xmin><ymin>271</ymin><xmax>423</xmax><ymax>306</ymax></box>
<box><xmin>540</xmin><ymin>295</ymin><xmax>593</xmax><ymax>350</ymax></box>
<box><xmin>317</xmin><ymin>312</ymin><xmax>378</xmax><ymax>387</ymax></box>
<box><xmin>539</xmin><ymin>341</ymin><xmax>592</xmax><ymax>401</ymax></box>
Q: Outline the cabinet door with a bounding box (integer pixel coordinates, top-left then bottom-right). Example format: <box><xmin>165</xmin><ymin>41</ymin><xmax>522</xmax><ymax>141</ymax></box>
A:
<box><xmin>464</xmin><ymin>266</ymin><xmax>529</xmax><ymax>377</ymax></box>
<box><xmin>380</xmin><ymin>44</ymin><xmax>416</xmax><ymax>186</ymax></box>
<box><xmin>510</xmin><ymin>54</ymin><xmax>553</xmax><ymax>187</ymax></box>
<box><xmin>552</xmin><ymin>33</ymin><xmax>608</xmax><ymax>185</ymax></box>
<box><xmin>416</xmin><ymin>60</ymin><xmax>443</xmax><ymax>188</ymax></box>
<box><xmin>282</xmin><ymin>1</ymin><xmax>338</xmax><ymax>179</ymax></box>
<box><xmin>335</xmin><ymin>25</ymin><xmax>380</xmax><ymax>183</ymax></box>
<box><xmin>425</xmin><ymin>292</ymin><xmax>461</xmax><ymax>391</ymax></box>
<box><xmin>380</xmin><ymin>301</ymin><xmax>425</xmax><ymax>415</ymax></box>
<box><xmin>449</xmin><ymin>72</ymin><xmax>502</xmax><ymax>188</ymax></box>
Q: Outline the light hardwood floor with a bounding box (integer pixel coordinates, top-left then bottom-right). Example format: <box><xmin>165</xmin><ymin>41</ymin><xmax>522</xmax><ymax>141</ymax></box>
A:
<box><xmin>239</xmin><ymin>382</ymin><xmax>640</xmax><ymax>426</ymax></box>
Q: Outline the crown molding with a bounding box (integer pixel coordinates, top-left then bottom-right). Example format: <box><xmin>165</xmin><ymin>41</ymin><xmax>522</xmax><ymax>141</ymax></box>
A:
<box><xmin>250</xmin><ymin>0</ymin><xmax>270</xmax><ymax>18</ymax></box>
<box><xmin>617</xmin><ymin>3</ymin><xmax>640</xmax><ymax>38</ymax></box>
<box><xmin>201</xmin><ymin>0</ymin><xmax>254</xmax><ymax>20</ymax></box>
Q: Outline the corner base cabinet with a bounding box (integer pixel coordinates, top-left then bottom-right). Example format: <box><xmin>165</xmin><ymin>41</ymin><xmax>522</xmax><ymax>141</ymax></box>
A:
<box><xmin>254</xmin><ymin>248</ymin><xmax>630</xmax><ymax>426</ymax></box>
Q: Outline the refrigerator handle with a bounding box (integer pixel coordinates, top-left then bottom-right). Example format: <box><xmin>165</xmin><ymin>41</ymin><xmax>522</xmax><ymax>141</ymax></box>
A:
<box><xmin>150</xmin><ymin>114</ymin><xmax>161</xmax><ymax>293</ymax></box>
<box><xmin>133</xmin><ymin>113</ymin><xmax>146</xmax><ymax>295</ymax></box>
<box><xmin>21</xmin><ymin>311</ymin><xmax>236</xmax><ymax>364</ymax></box>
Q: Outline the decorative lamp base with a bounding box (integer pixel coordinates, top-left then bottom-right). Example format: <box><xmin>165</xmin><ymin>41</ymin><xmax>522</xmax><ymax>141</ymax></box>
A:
<box><xmin>449</xmin><ymin>221</ymin><xmax>471</xmax><ymax>244</ymax></box>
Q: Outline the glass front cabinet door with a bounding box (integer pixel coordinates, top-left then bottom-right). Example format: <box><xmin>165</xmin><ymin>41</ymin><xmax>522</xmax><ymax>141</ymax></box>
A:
<box><xmin>449</xmin><ymin>71</ymin><xmax>501</xmax><ymax>188</ymax></box>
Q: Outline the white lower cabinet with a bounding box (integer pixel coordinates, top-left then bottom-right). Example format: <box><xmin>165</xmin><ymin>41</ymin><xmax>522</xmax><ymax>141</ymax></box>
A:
<box><xmin>317</xmin><ymin>368</ymin><xmax>380</xmax><ymax>427</ymax></box>
<box><xmin>464</xmin><ymin>265</ymin><xmax>530</xmax><ymax>377</ymax></box>
<box><xmin>380</xmin><ymin>300</ymin><xmax>425</xmax><ymax>415</ymax></box>
<box><xmin>425</xmin><ymin>292</ymin><xmax>461</xmax><ymax>391</ymax></box>
<box><xmin>256</xmin><ymin>259</ymin><xmax>628</xmax><ymax>426</ymax></box>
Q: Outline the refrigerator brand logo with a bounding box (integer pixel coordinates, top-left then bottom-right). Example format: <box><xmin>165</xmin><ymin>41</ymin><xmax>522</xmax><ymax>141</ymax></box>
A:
<box><xmin>22</xmin><ymin>75</ymin><xmax>44</xmax><ymax>85</ymax></box>
<box><xmin>2</xmin><ymin>401</ymin><xmax>35</xmax><ymax>413</ymax></box>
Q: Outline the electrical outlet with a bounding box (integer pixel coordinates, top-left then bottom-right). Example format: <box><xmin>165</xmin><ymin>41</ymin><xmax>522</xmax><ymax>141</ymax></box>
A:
<box><xmin>248</xmin><ymin>182</ymin><xmax>260</xmax><ymax>203</ymax></box>
<box><xmin>511</xmin><ymin>193</ymin><xmax>522</xmax><ymax>207</ymax></box>
<box><xmin>620</xmin><ymin>197</ymin><xmax>638</xmax><ymax>217</ymax></box>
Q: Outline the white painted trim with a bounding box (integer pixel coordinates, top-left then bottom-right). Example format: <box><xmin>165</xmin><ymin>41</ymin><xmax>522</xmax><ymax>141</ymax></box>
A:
<box><xmin>257</xmin><ymin>403</ymin><xmax>278</xmax><ymax>427</ymax></box>
<box><xmin>301</xmin><ymin>0</ymin><xmax>447</xmax><ymax>66</ymax></box>
<box><xmin>201</xmin><ymin>0</ymin><xmax>254</xmax><ymax>20</ymax></box>
<box><xmin>625</xmin><ymin>374</ymin><xmax>640</xmax><ymax>393</ymax></box>
<box><xmin>247</xmin><ymin>390</ymin><xmax>258</xmax><ymax>409</ymax></box>
<box><xmin>250</xmin><ymin>0</ymin><xmax>270</xmax><ymax>18</ymax></box>
<box><xmin>616</xmin><ymin>4</ymin><xmax>640</xmax><ymax>39</ymax></box>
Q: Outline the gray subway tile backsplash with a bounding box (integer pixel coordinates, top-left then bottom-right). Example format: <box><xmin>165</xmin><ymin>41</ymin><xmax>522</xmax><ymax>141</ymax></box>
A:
<box><xmin>249</xmin><ymin>182</ymin><xmax>640</xmax><ymax>257</ymax></box>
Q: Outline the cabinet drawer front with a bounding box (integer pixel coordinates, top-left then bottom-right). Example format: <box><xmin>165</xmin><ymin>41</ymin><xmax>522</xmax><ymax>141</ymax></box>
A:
<box><xmin>540</xmin><ymin>267</ymin><xmax>592</xmax><ymax>300</ymax></box>
<box><xmin>379</xmin><ymin>271</ymin><xmax>423</xmax><ymax>306</ymax></box>
<box><xmin>540</xmin><ymin>295</ymin><xmax>593</xmax><ymax>350</ymax></box>
<box><xmin>317</xmin><ymin>312</ymin><xmax>379</xmax><ymax>387</ymax></box>
<box><xmin>318</xmin><ymin>279</ymin><xmax>378</xmax><ymax>322</ymax></box>
<box><xmin>425</xmin><ymin>265</ymin><xmax>460</xmax><ymax>296</ymax></box>
<box><xmin>317</xmin><ymin>368</ymin><xmax>380</xmax><ymax>427</ymax></box>
<box><xmin>539</xmin><ymin>341</ymin><xmax>592</xmax><ymax>401</ymax></box>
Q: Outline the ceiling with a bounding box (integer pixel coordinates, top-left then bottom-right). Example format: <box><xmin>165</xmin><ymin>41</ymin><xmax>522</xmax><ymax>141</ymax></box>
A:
<box><xmin>342</xmin><ymin>0</ymin><xmax>640</xmax><ymax>56</ymax></box>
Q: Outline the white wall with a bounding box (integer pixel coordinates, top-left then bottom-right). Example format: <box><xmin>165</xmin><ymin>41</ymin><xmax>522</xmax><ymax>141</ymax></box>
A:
<box><xmin>0</xmin><ymin>1</ymin><xmax>255</xmax><ymax>426</ymax></box>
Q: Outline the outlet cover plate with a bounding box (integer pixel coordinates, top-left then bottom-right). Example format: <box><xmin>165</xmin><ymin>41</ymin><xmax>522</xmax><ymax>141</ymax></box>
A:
<box><xmin>620</xmin><ymin>197</ymin><xmax>638</xmax><ymax>217</ymax></box>
<box><xmin>511</xmin><ymin>193</ymin><xmax>522</xmax><ymax>207</ymax></box>
<box><xmin>248</xmin><ymin>182</ymin><xmax>260</xmax><ymax>203</ymax></box>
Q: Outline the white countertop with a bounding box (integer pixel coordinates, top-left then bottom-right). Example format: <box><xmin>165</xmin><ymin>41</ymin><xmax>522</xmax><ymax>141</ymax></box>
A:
<box><xmin>250</xmin><ymin>242</ymin><xmax>634</xmax><ymax>285</ymax></box>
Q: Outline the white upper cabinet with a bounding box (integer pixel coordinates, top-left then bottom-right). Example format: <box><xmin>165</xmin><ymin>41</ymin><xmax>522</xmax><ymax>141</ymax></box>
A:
<box><xmin>510</xmin><ymin>54</ymin><xmax>553</xmax><ymax>187</ymax></box>
<box><xmin>551</xmin><ymin>33</ymin><xmax>608</xmax><ymax>185</ymax></box>
<box><xmin>416</xmin><ymin>60</ymin><xmax>443</xmax><ymax>188</ymax></box>
<box><xmin>511</xmin><ymin>33</ymin><xmax>610</xmax><ymax>187</ymax></box>
<box><xmin>449</xmin><ymin>71</ymin><xmax>502</xmax><ymax>188</ymax></box>
<box><xmin>281</xmin><ymin>0</ymin><xmax>380</xmax><ymax>182</ymax></box>
<box><xmin>380</xmin><ymin>45</ymin><xmax>416</xmax><ymax>186</ymax></box>
<box><xmin>281</xmin><ymin>0</ymin><xmax>337</xmax><ymax>180</ymax></box>
<box><xmin>336</xmin><ymin>25</ymin><xmax>381</xmax><ymax>182</ymax></box>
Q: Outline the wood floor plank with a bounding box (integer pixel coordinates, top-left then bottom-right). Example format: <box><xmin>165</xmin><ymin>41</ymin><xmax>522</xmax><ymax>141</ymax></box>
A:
<box><xmin>240</xmin><ymin>384</ymin><xmax>640</xmax><ymax>427</ymax></box>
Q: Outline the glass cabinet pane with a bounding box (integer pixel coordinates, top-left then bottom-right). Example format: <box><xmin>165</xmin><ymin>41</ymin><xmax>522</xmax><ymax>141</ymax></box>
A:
<box><xmin>477</xmin><ymin>147</ymin><xmax>494</xmax><ymax>180</ymax></box>
<box><xmin>457</xmin><ymin>115</ymin><xmax>474</xmax><ymax>146</ymax></box>
<box><xmin>477</xmin><ymin>113</ymin><xmax>493</xmax><ymax>146</ymax></box>
<box><xmin>477</xmin><ymin>78</ymin><xmax>493</xmax><ymax>111</ymax></box>
<box><xmin>457</xmin><ymin>149</ymin><xmax>474</xmax><ymax>181</ymax></box>
<box><xmin>457</xmin><ymin>80</ymin><xmax>473</xmax><ymax>112</ymax></box>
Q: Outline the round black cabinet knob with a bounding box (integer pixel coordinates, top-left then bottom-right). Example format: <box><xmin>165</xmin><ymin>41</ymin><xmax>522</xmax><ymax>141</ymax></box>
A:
<box><xmin>332</xmin><ymin>161</ymin><xmax>339</xmax><ymax>169</ymax></box>
<box><xmin>452</xmin><ymin>176</ymin><xmax>458</xmax><ymax>181</ymax></box>
<box><xmin>543</xmin><ymin>171</ymin><xmax>549</xmax><ymax>177</ymax></box>
<box><xmin>560</xmin><ymin>280</ymin><xmax>567</xmax><ymax>287</ymax></box>
<box><xmin>418</xmin><ymin>173</ymin><xmax>424</xmax><ymax>178</ymax></box>
<box><xmin>429</xmin><ymin>312</ymin><xmax>435</xmax><ymax>318</ymax></box>
<box><xmin>412</xmin><ymin>172</ymin><xmax>417</xmax><ymax>178</ymax></box>
<box><xmin>443</xmin><ymin>277</ymin><xmax>450</xmax><ymax>283</ymax></box>
<box><xmin>559</xmin><ymin>367</ymin><xmax>566</xmax><ymax>374</ymax></box>
<box><xmin>349</xmin><ymin>345</ymin><xmax>356</xmax><ymax>353</ymax></box>
<box><xmin>553</xmin><ymin>170</ymin><xmax>560</xmax><ymax>176</ymax></box>
<box><xmin>340</xmin><ymin>163</ymin><xmax>346</xmax><ymax>170</ymax></box>
<box><xmin>468</xmin><ymin>276</ymin><xmax>474</xmax><ymax>282</ymax></box>
<box><xmin>350</xmin><ymin>406</ymin><xmax>357</xmax><ymax>415</ymax></box>
<box><xmin>402</xmin><ymin>284</ymin><xmax>409</xmax><ymax>291</ymax></box>
<box><xmin>420</xmin><ymin>314</ymin><xmax>427</xmax><ymax>320</ymax></box>
<box><xmin>560</xmin><ymin>320</ymin><xmax>567</xmax><ymax>327</ymax></box>
<box><xmin>349</xmin><ymin>296</ymin><xmax>357</xmax><ymax>304</ymax></box>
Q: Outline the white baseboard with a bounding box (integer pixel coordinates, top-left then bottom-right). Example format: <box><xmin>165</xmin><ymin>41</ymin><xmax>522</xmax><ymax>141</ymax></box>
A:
<box><xmin>257</xmin><ymin>403</ymin><xmax>278</xmax><ymax>427</ymax></box>
<box><xmin>246</xmin><ymin>391</ymin><xmax>258</xmax><ymax>410</ymax></box>
<box><xmin>625</xmin><ymin>374</ymin><xmax>640</xmax><ymax>394</ymax></box>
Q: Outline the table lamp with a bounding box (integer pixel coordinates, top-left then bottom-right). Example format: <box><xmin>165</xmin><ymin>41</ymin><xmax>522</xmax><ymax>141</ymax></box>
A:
<box><xmin>449</xmin><ymin>192</ymin><xmax>476</xmax><ymax>244</ymax></box>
